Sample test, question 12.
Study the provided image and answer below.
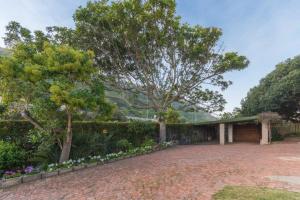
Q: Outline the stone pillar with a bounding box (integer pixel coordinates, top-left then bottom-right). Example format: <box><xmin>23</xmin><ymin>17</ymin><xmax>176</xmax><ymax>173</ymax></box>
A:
<box><xmin>219</xmin><ymin>123</ymin><xmax>225</xmax><ymax>145</ymax></box>
<box><xmin>228</xmin><ymin>124</ymin><xmax>233</xmax><ymax>143</ymax></box>
<box><xmin>261</xmin><ymin>120</ymin><xmax>269</xmax><ymax>145</ymax></box>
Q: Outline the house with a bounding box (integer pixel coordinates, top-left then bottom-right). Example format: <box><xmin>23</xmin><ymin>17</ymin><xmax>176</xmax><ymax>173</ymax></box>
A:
<box><xmin>167</xmin><ymin>112</ymin><xmax>280</xmax><ymax>145</ymax></box>
<box><xmin>217</xmin><ymin>112</ymin><xmax>280</xmax><ymax>145</ymax></box>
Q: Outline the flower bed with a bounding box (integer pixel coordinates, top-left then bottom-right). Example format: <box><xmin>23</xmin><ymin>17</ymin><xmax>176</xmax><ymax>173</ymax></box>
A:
<box><xmin>0</xmin><ymin>141</ymin><xmax>175</xmax><ymax>188</ymax></box>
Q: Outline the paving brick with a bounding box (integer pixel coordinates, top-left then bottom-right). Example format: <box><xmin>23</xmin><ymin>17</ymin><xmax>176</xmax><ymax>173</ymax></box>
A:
<box><xmin>1</xmin><ymin>143</ymin><xmax>300</xmax><ymax>200</ymax></box>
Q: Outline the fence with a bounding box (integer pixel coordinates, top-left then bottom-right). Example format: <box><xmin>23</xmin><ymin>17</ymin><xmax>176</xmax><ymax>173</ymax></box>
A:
<box><xmin>272</xmin><ymin>121</ymin><xmax>300</xmax><ymax>136</ymax></box>
<box><xmin>166</xmin><ymin>124</ymin><xmax>218</xmax><ymax>144</ymax></box>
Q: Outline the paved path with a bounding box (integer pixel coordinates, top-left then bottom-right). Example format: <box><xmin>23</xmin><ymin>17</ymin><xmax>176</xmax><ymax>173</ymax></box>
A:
<box><xmin>1</xmin><ymin>143</ymin><xmax>300</xmax><ymax>200</ymax></box>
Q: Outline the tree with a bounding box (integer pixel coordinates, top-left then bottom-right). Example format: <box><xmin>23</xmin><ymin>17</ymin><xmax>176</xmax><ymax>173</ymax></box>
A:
<box><xmin>74</xmin><ymin>0</ymin><xmax>249</xmax><ymax>141</ymax></box>
<box><xmin>4</xmin><ymin>21</ymin><xmax>76</xmax><ymax>49</ymax></box>
<box><xmin>3</xmin><ymin>21</ymin><xmax>32</xmax><ymax>48</ymax></box>
<box><xmin>165</xmin><ymin>107</ymin><xmax>181</xmax><ymax>123</ymax></box>
<box><xmin>0</xmin><ymin>42</ymin><xmax>112</xmax><ymax>162</ymax></box>
<box><xmin>240</xmin><ymin>55</ymin><xmax>300</xmax><ymax>122</ymax></box>
<box><xmin>220</xmin><ymin>107</ymin><xmax>241</xmax><ymax>120</ymax></box>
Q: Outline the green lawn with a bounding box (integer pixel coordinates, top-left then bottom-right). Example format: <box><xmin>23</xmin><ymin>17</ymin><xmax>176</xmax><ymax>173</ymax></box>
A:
<box><xmin>213</xmin><ymin>186</ymin><xmax>300</xmax><ymax>200</ymax></box>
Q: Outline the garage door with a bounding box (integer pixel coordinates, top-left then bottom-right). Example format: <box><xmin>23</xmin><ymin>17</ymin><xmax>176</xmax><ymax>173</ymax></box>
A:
<box><xmin>233</xmin><ymin>124</ymin><xmax>261</xmax><ymax>143</ymax></box>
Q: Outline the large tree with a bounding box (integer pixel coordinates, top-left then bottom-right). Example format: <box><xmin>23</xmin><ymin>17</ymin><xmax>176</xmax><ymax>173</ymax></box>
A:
<box><xmin>241</xmin><ymin>56</ymin><xmax>300</xmax><ymax>122</ymax></box>
<box><xmin>0</xmin><ymin>42</ymin><xmax>112</xmax><ymax>162</ymax></box>
<box><xmin>4</xmin><ymin>21</ymin><xmax>76</xmax><ymax>49</ymax></box>
<box><xmin>74</xmin><ymin>0</ymin><xmax>249</xmax><ymax>141</ymax></box>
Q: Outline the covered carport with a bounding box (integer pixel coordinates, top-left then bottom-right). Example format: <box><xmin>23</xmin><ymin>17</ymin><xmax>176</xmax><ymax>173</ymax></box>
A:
<box><xmin>218</xmin><ymin>112</ymin><xmax>280</xmax><ymax>145</ymax></box>
<box><xmin>167</xmin><ymin>112</ymin><xmax>280</xmax><ymax>145</ymax></box>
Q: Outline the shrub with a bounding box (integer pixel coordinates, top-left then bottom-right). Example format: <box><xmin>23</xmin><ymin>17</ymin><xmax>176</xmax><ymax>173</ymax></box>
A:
<box><xmin>0</xmin><ymin>120</ymin><xmax>159</xmax><ymax>166</ymax></box>
<box><xmin>70</xmin><ymin>131</ymin><xmax>114</xmax><ymax>159</ymax></box>
<box><xmin>128</xmin><ymin>121</ymin><xmax>156</xmax><ymax>146</ymax></box>
<box><xmin>165</xmin><ymin>107</ymin><xmax>181</xmax><ymax>123</ymax></box>
<box><xmin>271</xmin><ymin>128</ymin><xmax>284</xmax><ymax>141</ymax></box>
<box><xmin>141</xmin><ymin>138</ymin><xmax>156</xmax><ymax>147</ymax></box>
<box><xmin>0</xmin><ymin>141</ymin><xmax>26</xmax><ymax>170</ymax></box>
<box><xmin>116</xmin><ymin>139</ymin><xmax>133</xmax><ymax>151</ymax></box>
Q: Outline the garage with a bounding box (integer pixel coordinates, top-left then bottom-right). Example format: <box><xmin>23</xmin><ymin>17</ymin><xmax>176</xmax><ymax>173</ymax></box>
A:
<box><xmin>217</xmin><ymin>113</ymin><xmax>280</xmax><ymax>145</ymax></box>
<box><xmin>233</xmin><ymin>124</ymin><xmax>261</xmax><ymax>143</ymax></box>
<box><xmin>192</xmin><ymin>112</ymin><xmax>280</xmax><ymax>145</ymax></box>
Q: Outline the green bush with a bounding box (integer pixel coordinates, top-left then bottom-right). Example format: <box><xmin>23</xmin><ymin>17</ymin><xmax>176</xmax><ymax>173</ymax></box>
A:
<box><xmin>116</xmin><ymin>139</ymin><xmax>133</xmax><ymax>151</ymax></box>
<box><xmin>0</xmin><ymin>120</ymin><xmax>160</xmax><ymax>166</ymax></box>
<box><xmin>0</xmin><ymin>141</ymin><xmax>26</xmax><ymax>170</ymax></box>
<box><xmin>0</xmin><ymin>121</ymin><xmax>33</xmax><ymax>144</ymax></box>
<box><xmin>271</xmin><ymin>128</ymin><xmax>284</xmax><ymax>141</ymax></box>
<box><xmin>70</xmin><ymin>131</ymin><xmax>114</xmax><ymax>159</ymax></box>
<box><xmin>165</xmin><ymin>107</ymin><xmax>181</xmax><ymax>123</ymax></box>
<box><xmin>141</xmin><ymin>138</ymin><xmax>156</xmax><ymax>147</ymax></box>
<box><xmin>128</xmin><ymin>121</ymin><xmax>157</xmax><ymax>146</ymax></box>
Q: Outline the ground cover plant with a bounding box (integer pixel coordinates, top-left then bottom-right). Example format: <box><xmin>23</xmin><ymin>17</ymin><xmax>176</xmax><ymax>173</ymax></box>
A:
<box><xmin>0</xmin><ymin>141</ymin><xmax>174</xmax><ymax>180</ymax></box>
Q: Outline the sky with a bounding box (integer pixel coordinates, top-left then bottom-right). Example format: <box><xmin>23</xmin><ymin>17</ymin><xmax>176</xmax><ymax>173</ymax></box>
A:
<box><xmin>0</xmin><ymin>0</ymin><xmax>300</xmax><ymax>112</ymax></box>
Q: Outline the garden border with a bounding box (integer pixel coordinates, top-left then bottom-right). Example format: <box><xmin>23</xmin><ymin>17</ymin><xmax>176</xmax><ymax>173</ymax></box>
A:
<box><xmin>0</xmin><ymin>143</ymin><xmax>176</xmax><ymax>189</ymax></box>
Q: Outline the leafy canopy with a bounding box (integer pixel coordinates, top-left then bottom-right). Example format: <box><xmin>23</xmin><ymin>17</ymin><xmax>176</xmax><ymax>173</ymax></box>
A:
<box><xmin>4</xmin><ymin>21</ymin><xmax>75</xmax><ymax>49</ymax></box>
<box><xmin>0</xmin><ymin>41</ymin><xmax>113</xmax><ymax>162</ymax></box>
<box><xmin>0</xmin><ymin>42</ymin><xmax>111</xmax><ymax>116</ymax></box>
<box><xmin>74</xmin><ymin>0</ymin><xmax>249</xmax><ymax>118</ymax></box>
<box><xmin>165</xmin><ymin>107</ymin><xmax>181</xmax><ymax>123</ymax></box>
<box><xmin>240</xmin><ymin>55</ymin><xmax>300</xmax><ymax>122</ymax></box>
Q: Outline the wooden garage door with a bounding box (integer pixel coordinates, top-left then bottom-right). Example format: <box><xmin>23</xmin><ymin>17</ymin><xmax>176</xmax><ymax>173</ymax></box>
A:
<box><xmin>233</xmin><ymin>124</ymin><xmax>260</xmax><ymax>143</ymax></box>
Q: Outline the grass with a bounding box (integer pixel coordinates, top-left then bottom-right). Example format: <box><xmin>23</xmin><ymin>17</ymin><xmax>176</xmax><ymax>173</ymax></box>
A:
<box><xmin>213</xmin><ymin>186</ymin><xmax>300</xmax><ymax>200</ymax></box>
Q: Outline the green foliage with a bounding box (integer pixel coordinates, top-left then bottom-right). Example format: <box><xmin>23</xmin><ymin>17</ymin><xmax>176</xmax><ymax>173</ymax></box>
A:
<box><xmin>0</xmin><ymin>47</ymin><xmax>10</xmax><ymax>57</ymax></box>
<box><xmin>3</xmin><ymin>21</ymin><xmax>75</xmax><ymax>48</ymax></box>
<box><xmin>0</xmin><ymin>121</ymin><xmax>33</xmax><ymax>144</ymax></box>
<box><xmin>0</xmin><ymin>141</ymin><xmax>26</xmax><ymax>170</ymax></box>
<box><xmin>141</xmin><ymin>138</ymin><xmax>156</xmax><ymax>147</ymax></box>
<box><xmin>0</xmin><ymin>42</ymin><xmax>111</xmax><ymax>117</ymax></box>
<box><xmin>220</xmin><ymin>107</ymin><xmax>242</xmax><ymax>120</ymax></box>
<box><xmin>4</xmin><ymin>21</ymin><xmax>32</xmax><ymax>47</ymax></box>
<box><xmin>241</xmin><ymin>55</ymin><xmax>300</xmax><ymax>122</ymax></box>
<box><xmin>128</xmin><ymin>121</ymin><xmax>157</xmax><ymax>146</ymax></box>
<box><xmin>165</xmin><ymin>107</ymin><xmax>181</xmax><ymax>123</ymax></box>
<box><xmin>271</xmin><ymin>128</ymin><xmax>284</xmax><ymax>141</ymax></box>
<box><xmin>74</xmin><ymin>0</ymin><xmax>249</xmax><ymax>116</ymax></box>
<box><xmin>0</xmin><ymin>120</ymin><xmax>159</xmax><ymax>165</ymax></box>
<box><xmin>27</xmin><ymin>129</ymin><xmax>59</xmax><ymax>165</ymax></box>
<box><xmin>213</xmin><ymin>186</ymin><xmax>300</xmax><ymax>200</ymax></box>
<box><xmin>70</xmin><ymin>131</ymin><xmax>113</xmax><ymax>159</ymax></box>
<box><xmin>0</xmin><ymin>41</ymin><xmax>113</xmax><ymax>162</ymax></box>
<box><xmin>109</xmin><ymin>106</ymin><xmax>127</xmax><ymax>121</ymax></box>
<box><xmin>116</xmin><ymin>139</ymin><xmax>133</xmax><ymax>152</ymax></box>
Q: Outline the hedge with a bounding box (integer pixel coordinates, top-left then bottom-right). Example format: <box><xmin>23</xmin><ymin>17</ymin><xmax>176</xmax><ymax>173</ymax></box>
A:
<box><xmin>0</xmin><ymin>121</ymin><xmax>220</xmax><ymax>146</ymax></box>
<box><xmin>0</xmin><ymin>120</ymin><xmax>219</xmax><ymax>165</ymax></box>
<box><xmin>0</xmin><ymin>121</ymin><xmax>158</xmax><ymax>142</ymax></box>
<box><xmin>0</xmin><ymin>120</ymin><xmax>160</xmax><ymax>163</ymax></box>
<box><xmin>0</xmin><ymin>120</ymin><xmax>33</xmax><ymax>143</ymax></box>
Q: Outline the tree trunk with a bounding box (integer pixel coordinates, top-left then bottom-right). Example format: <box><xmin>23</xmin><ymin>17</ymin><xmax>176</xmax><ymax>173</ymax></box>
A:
<box><xmin>21</xmin><ymin>110</ymin><xmax>44</xmax><ymax>131</ymax></box>
<box><xmin>59</xmin><ymin>112</ymin><xmax>73</xmax><ymax>163</ymax></box>
<box><xmin>159</xmin><ymin>120</ymin><xmax>166</xmax><ymax>143</ymax></box>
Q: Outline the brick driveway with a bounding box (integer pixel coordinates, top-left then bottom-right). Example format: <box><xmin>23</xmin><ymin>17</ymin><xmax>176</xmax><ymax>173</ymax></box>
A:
<box><xmin>1</xmin><ymin>143</ymin><xmax>300</xmax><ymax>200</ymax></box>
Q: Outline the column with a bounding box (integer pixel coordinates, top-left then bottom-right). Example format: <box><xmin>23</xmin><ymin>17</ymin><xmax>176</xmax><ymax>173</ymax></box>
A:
<box><xmin>219</xmin><ymin>123</ymin><xmax>225</xmax><ymax>145</ymax></box>
<box><xmin>228</xmin><ymin>124</ymin><xmax>233</xmax><ymax>143</ymax></box>
<box><xmin>261</xmin><ymin>120</ymin><xmax>269</xmax><ymax>145</ymax></box>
